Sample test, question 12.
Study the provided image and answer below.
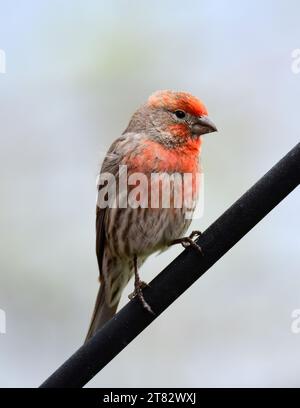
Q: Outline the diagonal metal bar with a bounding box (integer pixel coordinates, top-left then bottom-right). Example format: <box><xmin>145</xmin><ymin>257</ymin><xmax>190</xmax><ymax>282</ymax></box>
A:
<box><xmin>40</xmin><ymin>143</ymin><xmax>300</xmax><ymax>388</ymax></box>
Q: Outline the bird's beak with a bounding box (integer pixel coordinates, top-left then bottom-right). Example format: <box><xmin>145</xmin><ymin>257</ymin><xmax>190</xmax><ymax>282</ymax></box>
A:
<box><xmin>192</xmin><ymin>116</ymin><xmax>218</xmax><ymax>136</ymax></box>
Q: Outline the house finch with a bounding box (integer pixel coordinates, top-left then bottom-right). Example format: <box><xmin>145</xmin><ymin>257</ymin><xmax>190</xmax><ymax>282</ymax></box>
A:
<box><xmin>85</xmin><ymin>90</ymin><xmax>217</xmax><ymax>342</ymax></box>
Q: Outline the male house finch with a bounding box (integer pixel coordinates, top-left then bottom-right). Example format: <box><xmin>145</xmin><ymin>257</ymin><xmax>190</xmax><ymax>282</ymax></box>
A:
<box><xmin>85</xmin><ymin>90</ymin><xmax>217</xmax><ymax>342</ymax></box>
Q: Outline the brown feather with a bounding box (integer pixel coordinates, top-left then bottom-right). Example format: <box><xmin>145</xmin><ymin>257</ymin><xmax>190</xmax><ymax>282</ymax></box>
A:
<box><xmin>84</xmin><ymin>283</ymin><xmax>118</xmax><ymax>343</ymax></box>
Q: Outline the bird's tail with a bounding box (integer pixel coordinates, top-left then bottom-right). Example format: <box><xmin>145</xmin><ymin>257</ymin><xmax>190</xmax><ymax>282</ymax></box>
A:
<box><xmin>84</xmin><ymin>283</ymin><xmax>119</xmax><ymax>344</ymax></box>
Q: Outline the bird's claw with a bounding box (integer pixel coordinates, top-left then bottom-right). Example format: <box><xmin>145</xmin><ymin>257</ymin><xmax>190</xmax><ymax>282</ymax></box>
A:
<box><xmin>128</xmin><ymin>281</ymin><xmax>149</xmax><ymax>300</ymax></box>
<box><xmin>129</xmin><ymin>280</ymin><xmax>155</xmax><ymax>315</ymax></box>
<box><xmin>189</xmin><ymin>230</ymin><xmax>202</xmax><ymax>240</ymax></box>
<box><xmin>170</xmin><ymin>230</ymin><xmax>204</xmax><ymax>256</ymax></box>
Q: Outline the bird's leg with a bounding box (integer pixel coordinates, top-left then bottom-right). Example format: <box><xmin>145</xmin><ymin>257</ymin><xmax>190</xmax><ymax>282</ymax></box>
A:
<box><xmin>189</xmin><ymin>230</ymin><xmax>202</xmax><ymax>240</ymax></box>
<box><xmin>128</xmin><ymin>280</ymin><xmax>149</xmax><ymax>300</ymax></box>
<box><xmin>128</xmin><ymin>255</ymin><xmax>154</xmax><ymax>314</ymax></box>
<box><xmin>169</xmin><ymin>230</ymin><xmax>204</xmax><ymax>256</ymax></box>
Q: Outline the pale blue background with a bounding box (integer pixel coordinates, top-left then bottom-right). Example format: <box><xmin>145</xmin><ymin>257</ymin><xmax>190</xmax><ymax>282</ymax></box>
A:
<box><xmin>0</xmin><ymin>0</ymin><xmax>299</xmax><ymax>387</ymax></box>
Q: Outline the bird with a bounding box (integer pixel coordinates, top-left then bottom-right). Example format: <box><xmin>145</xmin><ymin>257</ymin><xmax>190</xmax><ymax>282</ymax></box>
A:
<box><xmin>85</xmin><ymin>90</ymin><xmax>217</xmax><ymax>342</ymax></box>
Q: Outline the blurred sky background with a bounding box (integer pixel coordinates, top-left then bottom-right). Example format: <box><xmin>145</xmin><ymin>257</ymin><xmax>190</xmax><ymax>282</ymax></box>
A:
<box><xmin>0</xmin><ymin>0</ymin><xmax>299</xmax><ymax>388</ymax></box>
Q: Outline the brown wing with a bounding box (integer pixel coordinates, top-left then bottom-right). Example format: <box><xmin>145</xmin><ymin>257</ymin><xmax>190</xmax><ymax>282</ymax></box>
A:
<box><xmin>95</xmin><ymin>132</ymin><xmax>146</xmax><ymax>277</ymax></box>
<box><xmin>86</xmin><ymin>133</ymin><xmax>143</xmax><ymax>342</ymax></box>
<box><xmin>95</xmin><ymin>203</ymin><xmax>106</xmax><ymax>278</ymax></box>
<box><xmin>95</xmin><ymin>135</ymin><xmax>128</xmax><ymax>277</ymax></box>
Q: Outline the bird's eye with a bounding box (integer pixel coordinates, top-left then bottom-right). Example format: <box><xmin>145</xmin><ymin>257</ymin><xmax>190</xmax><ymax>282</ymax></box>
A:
<box><xmin>174</xmin><ymin>110</ymin><xmax>186</xmax><ymax>119</ymax></box>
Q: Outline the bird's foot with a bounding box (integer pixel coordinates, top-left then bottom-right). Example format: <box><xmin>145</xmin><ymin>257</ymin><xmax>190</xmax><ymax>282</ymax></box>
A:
<box><xmin>130</xmin><ymin>256</ymin><xmax>155</xmax><ymax>315</ymax></box>
<box><xmin>129</xmin><ymin>280</ymin><xmax>154</xmax><ymax>315</ymax></box>
<box><xmin>128</xmin><ymin>281</ymin><xmax>149</xmax><ymax>300</ymax></box>
<box><xmin>169</xmin><ymin>230</ymin><xmax>204</xmax><ymax>256</ymax></box>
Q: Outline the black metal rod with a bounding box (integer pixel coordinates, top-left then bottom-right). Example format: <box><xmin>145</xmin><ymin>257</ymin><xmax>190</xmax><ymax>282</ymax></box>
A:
<box><xmin>40</xmin><ymin>143</ymin><xmax>300</xmax><ymax>388</ymax></box>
